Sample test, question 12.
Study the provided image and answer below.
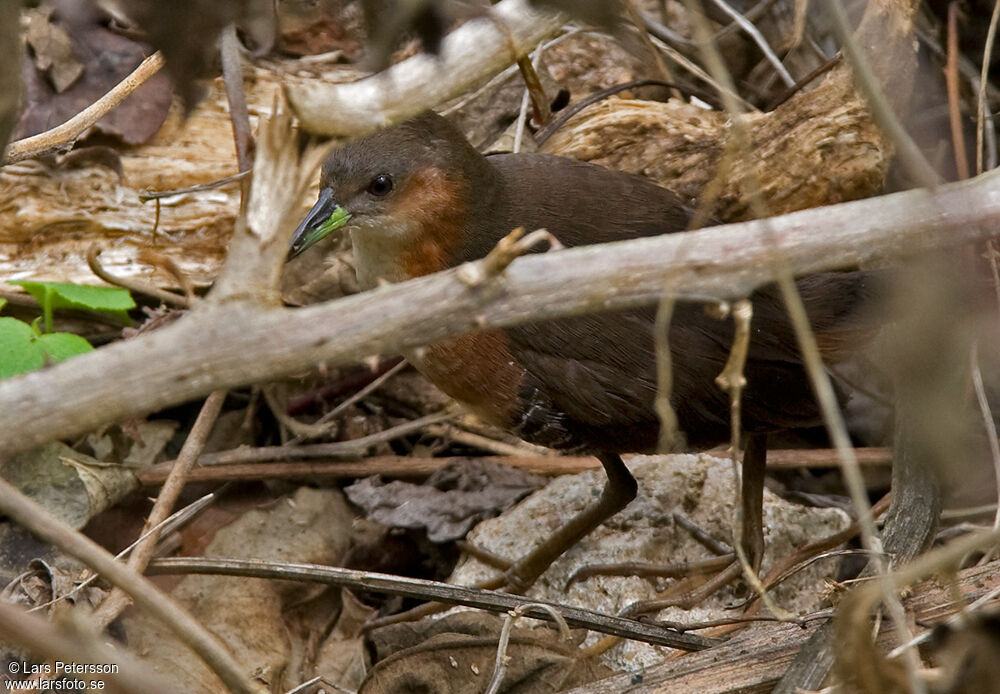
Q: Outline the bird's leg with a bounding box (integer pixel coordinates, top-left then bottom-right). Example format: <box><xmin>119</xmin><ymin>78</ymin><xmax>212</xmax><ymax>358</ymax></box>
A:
<box><xmin>574</xmin><ymin>437</ymin><xmax>769</xmax><ymax>613</ymax></box>
<box><xmin>739</xmin><ymin>433</ymin><xmax>767</xmax><ymax>573</ymax></box>
<box><xmin>503</xmin><ymin>452</ymin><xmax>637</xmax><ymax>594</ymax></box>
<box><xmin>671</xmin><ymin>434</ymin><xmax>768</xmax><ymax>607</ymax></box>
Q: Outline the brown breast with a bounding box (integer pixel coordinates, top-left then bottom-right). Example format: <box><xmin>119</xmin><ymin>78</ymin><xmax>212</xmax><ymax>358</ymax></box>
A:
<box><xmin>407</xmin><ymin>329</ymin><xmax>526</xmax><ymax>429</ymax></box>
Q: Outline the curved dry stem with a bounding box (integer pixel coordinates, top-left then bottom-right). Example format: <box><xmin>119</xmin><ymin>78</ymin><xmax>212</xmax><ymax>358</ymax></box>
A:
<box><xmin>285</xmin><ymin>0</ymin><xmax>563</xmax><ymax>137</ymax></box>
<box><xmin>3</xmin><ymin>52</ymin><xmax>165</xmax><ymax>165</ymax></box>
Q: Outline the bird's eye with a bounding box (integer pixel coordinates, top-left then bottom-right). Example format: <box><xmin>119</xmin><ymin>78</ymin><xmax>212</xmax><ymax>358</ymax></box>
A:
<box><xmin>367</xmin><ymin>174</ymin><xmax>393</xmax><ymax>196</ymax></box>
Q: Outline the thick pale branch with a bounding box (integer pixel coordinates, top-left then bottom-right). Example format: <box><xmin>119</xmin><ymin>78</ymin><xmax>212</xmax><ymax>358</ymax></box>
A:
<box><xmin>210</xmin><ymin>101</ymin><xmax>326</xmax><ymax>300</ymax></box>
<box><xmin>284</xmin><ymin>0</ymin><xmax>564</xmax><ymax>136</ymax></box>
<box><xmin>1</xmin><ymin>169</ymin><xmax>999</xmax><ymax>456</ymax></box>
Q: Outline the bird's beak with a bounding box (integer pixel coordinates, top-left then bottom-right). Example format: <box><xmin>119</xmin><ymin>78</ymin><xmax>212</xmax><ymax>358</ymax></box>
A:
<box><xmin>287</xmin><ymin>188</ymin><xmax>352</xmax><ymax>261</ymax></box>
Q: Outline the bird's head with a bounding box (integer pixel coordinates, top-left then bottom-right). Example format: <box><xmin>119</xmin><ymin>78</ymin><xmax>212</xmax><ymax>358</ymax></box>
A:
<box><xmin>288</xmin><ymin>113</ymin><xmax>496</xmax><ymax>286</ymax></box>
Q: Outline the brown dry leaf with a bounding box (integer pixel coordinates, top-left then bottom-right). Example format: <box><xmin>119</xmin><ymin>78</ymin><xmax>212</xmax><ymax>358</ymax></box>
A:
<box><xmin>277</xmin><ymin>0</ymin><xmax>364</xmax><ymax>59</ymax></box>
<box><xmin>363</xmin><ymin>611</ymin><xmax>611</xmax><ymax>693</ymax></box>
<box><xmin>0</xmin><ymin>442</ymin><xmax>139</xmax><ymax>530</ymax></box>
<box><xmin>23</xmin><ymin>5</ymin><xmax>83</xmax><ymax>93</ymax></box>
<box><xmin>311</xmin><ymin>588</ymin><xmax>376</xmax><ymax>691</ymax></box>
<box><xmin>16</xmin><ymin>0</ymin><xmax>173</xmax><ymax>145</ymax></box>
<box><xmin>345</xmin><ymin>458</ymin><xmax>545</xmax><ymax>542</ymax></box>
<box><xmin>123</xmin><ymin>487</ymin><xmax>355</xmax><ymax>693</ymax></box>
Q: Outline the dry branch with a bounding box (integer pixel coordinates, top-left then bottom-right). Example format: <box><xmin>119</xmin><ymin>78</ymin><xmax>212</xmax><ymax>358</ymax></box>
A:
<box><xmin>1</xmin><ymin>166</ymin><xmax>1000</xmax><ymax>457</ymax></box>
<box><xmin>134</xmin><ymin>448</ymin><xmax>893</xmax><ymax>487</ymax></box>
<box><xmin>284</xmin><ymin>0</ymin><xmax>564</xmax><ymax>136</ymax></box>
<box><xmin>147</xmin><ymin>556</ymin><xmax>718</xmax><ymax>651</ymax></box>
<box><xmin>543</xmin><ymin>0</ymin><xmax>920</xmax><ymax>222</ymax></box>
<box><xmin>561</xmin><ymin>554</ymin><xmax>1000</xmax><ymax>693</ymax></box>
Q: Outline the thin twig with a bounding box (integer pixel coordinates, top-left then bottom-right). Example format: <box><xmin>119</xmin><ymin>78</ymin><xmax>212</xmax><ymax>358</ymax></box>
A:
<box><xmin>220</xmin><ymin>24</ymin><xmax>253</xmax><ymax>206</ymax></box>
<box><xmin>654</xmin><ymin>297</ymin><xmax>680</xmax><ymax>451</ymax></box>
<box><xmin>87</xmin><ymin>246</ymin><xmax>189</xmax><ymax>308</ymax></box>
<box><xmin>94</xmin><ymin>390</ymin><xmax>227</xmax><ymax>627</ymax></box>
<box><xmin>766</xmin><ymin>52</ymin><xmax>842</xmax><ymax>110</ymax></box>
<box><xmin>946</xmin><ymin>2</ymin><xmax>970</xmax><ymax>180</ymax></box>
<box><xmin>970</xmin><ymin>343</ymin><xmax>1000</xmax><ymax>533</ymax></box>
<box><xmin>515</xmin><ymin>54</ymin><xmax>551</xmax><ymax>126</ymax></box>
<box><xmin>645</xmin><ymin>32</ymin><xmax>757</xmax><ymax>111</ymax></box>
<box><xmin>135</xmin><ymin>248</ymin><xmax>198</xmax><ymax>304</ymax></box>
<box><xmin>976</xmin><ymin>0</ymin><xmax>1000</xmax><ymax>175</ymax></box>
<box><xmin>621</xmin><ymin>0</ymin><xmax>677</xmax><ymax>88</ymax></box>
<box><xmin>147</xmin><ymin>556</ymin><xmax>719</xmax><ymax>651</ymax></box>
<box><xmin>134</xmin><ymin>448</ymin><xmax>894</xmax><ymax>487</ymax></box>
<box><xmin>3</xmin><ymin>52</ymin><xmax>165</xmax><ymax>164</ymax></box>
<box><xmin>138</xmin><ymin>170</ymin><xmax>251</xmax><ymax>202</ymax></box>
<box><xmin>655</xmin><ymin>609</ymin><xmax>835</xmax><ymax>632</ymax></box>
<box><xmin>534</xmin><ymin>78</ymin><xmax>723</xmax><ymax>146</ymax></box>
<box><xmin>675</xmin><ymin>512</ymin><xmax>734</xmax><ymax>555</ymax></box>
<box><xmin>424</xmin><ymin>424</ymin><xmax>553</xmax><ymax>456</ymax></box>
<box><xmin>0</xmin><ymin>477</ymin><xmax>260</xmax><ymax>694</ymax></box>
<box><xmin>568</xmin><ymin>554</ymin><xmax>734</xmax><ymax>585</ymax></box>
<box><xmin>706</xmin><ymin>0</ymin><xmax>795</xmax><ymax>87</ymax></box>
<box><xmin>149</xmin><ymin>412</ymin><xmax>450</xmax><ymax>468</ymax></box>
<box><xmin>456</xmin><ymin>227</ymin><xmax>562</xmax><ymax>285</ymax></box>
<box><xmin>485</xmin><ymin>603</ymin><xmax>571</xmax><ymax>694</ymax></box>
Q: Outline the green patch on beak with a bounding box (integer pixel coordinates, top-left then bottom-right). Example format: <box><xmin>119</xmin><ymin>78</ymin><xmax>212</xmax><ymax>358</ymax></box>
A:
<box><xmin>288</xmin><ymin>189</ymin><xmax>352</xmax><ymax>260</ymax></box>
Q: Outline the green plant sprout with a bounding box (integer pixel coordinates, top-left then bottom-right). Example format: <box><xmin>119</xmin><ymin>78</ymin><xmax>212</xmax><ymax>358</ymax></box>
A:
<box><xmin>10</xmin><ymin>280</ymin><xmax>135</xmax><ymax>333</ymax></box>
<box><xmin>0</xmin><ymin>282</ymin><xmax>137</xmax><ymax>379</ymax></box>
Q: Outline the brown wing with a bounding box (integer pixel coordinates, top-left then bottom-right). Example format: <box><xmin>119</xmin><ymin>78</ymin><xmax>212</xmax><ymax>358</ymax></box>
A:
<box><xmin>467</xmin><ymin>153</ymin><xmax>880</xmax><ymax>452</ymax></box>
<box><xmin>503</xmin><ymin>274</ymin><xmax>880</xmax><ymax>453</ymax></box>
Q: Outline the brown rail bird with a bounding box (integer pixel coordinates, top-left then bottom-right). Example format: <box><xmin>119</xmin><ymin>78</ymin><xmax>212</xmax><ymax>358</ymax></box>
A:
<box><xmin>288</xmin><ymin>111</ymin><xmax>877</xmax><ymax>594</ymax></box>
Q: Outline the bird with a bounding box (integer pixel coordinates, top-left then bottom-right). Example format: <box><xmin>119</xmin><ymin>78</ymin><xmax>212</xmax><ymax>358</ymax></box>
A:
<box><xmin>287</xmin><ymin>111</ymin><xmax>878</xmax><ymax>595</ymax></box>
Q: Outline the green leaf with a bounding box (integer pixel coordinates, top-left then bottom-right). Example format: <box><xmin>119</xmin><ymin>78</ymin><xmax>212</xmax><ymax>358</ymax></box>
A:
<box><xmin>37</xmin><ymin>332</ymin><xmax>94</xmax><ymax>362</ymax></box>
<box><xmin>0</xmin><ymin>297</ymin><xmax>6</xmax><ymax>313</ymax></box>
<box><xmin>9</xmin><ymin>281</ymin><xmax>135</xmax><ymax>332</ymax></box>
<box><xmin>0</xmin><ymin>317</ymin><xmax>45</xmax><ymax>378</ymax></box>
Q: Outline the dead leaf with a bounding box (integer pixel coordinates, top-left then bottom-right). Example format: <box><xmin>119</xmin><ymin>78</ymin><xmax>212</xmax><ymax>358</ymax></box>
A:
<box><xmin>123</xmin><ymin>487</ymin><xmax>356</xmax><ymax>692</ymax></box>
<box><xmin>363</xmin><ymin>611</ymin><xmax>610</xmax><ymax>693</ymax></box>
<box><xmin>345</xmin><ymin>458</ymin><xmax>545</xmax><ymax>543</ymax></box>
<box><xmin>312</xmin><ymin>588</ymin><xmax>375</xmax><ymax>690</ymax></box>
<box><xmin>23</xmin><ymin>5</ymin><xmax>83</xmax><ymax>93</ymax></box>
<box><xmin>15</xmin><ymin>0</ymin><xmax>173</xmax><ymax>145</ymax></box>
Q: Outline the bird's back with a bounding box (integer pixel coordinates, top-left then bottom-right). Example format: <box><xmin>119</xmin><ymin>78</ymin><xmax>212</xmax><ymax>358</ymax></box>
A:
<box><xmin>463</xmin><ymin>153</ymin><xmax>695</xmax><ymax>258</ymax></box>
<box><xmin>450</xmin><ymin>153</ymin><xmax>878</xmax><ymax>453</ymax></box>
